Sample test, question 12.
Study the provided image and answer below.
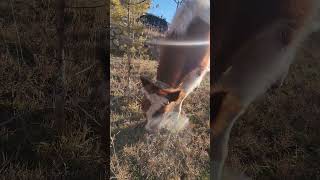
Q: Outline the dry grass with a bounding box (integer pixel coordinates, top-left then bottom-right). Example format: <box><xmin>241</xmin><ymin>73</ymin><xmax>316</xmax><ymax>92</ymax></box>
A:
<box><xmin>0</xmin><ymin>1</ymin><xmax>106</xmax><ymax>179</ymax></box>
<box><xmin>110</xmin><ymin>57</ymin><xmax>210</xmax><ymax>179</ymax></box>
<box><xmin>226</xmin><ymin>32</ymin><xmax>320</xmax><ymax>179</ymax></box>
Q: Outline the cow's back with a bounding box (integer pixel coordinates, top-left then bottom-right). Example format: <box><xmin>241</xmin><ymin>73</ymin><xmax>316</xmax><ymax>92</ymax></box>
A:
<box><xmin>213</xmin><ymin>0</ymin><xmax>319</xmax><ymax>82</ymax></box>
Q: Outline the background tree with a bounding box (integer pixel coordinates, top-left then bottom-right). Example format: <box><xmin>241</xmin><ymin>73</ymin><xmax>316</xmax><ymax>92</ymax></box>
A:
<box><xmin>110</xmin><ymin>0</ymin><xmax>151</xmax><ymax>59</ymax></box>
<box><xmin>173</xmin><ymin>0</ymin><xmax>184</xmax><ymax>9</ymax></box>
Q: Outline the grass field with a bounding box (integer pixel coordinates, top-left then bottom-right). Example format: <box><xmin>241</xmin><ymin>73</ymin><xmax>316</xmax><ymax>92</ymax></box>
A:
<box><xmin>110</xmin><ymin>31</ymin><xmax>320</xmax><ymax>179</ymax></box>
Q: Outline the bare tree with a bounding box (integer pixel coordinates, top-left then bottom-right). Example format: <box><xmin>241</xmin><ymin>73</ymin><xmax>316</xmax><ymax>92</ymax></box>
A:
<box><xmin>95</xmin><ymin>21</ymin><xmax>109</xmax><ymax>180</ymax></box>
<box><xmin>55</xmin><ymin>0</ymin><xmax>66</xmax><ymax>134</ymax></box>
<box><xmin>115</xmin><ymin>0</ymin><xmax>150</xmax><ymax>101</ymax></box>
<box><xmin>125</xmin><ymin>0</ymin><xmax>146</xmax><ymax>100</ymax></box>
<box><xmin>127</xmin><ymin>0</ymin><xmax>132</xmax><ymax>94</ymax></box>
<box><xmin>173</xmin><ymin>0</ymin><xmax>184</xmax><ymax>9</ymax></box>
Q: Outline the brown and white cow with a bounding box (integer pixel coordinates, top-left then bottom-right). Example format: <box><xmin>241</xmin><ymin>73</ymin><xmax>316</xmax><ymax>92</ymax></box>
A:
<box><xmin>212</xmin><ymin>0</ymin><xmax>320</xmax><ymax>179</ymax></box>
<box><xmin>140</xmin><ymin>0</ymin><xmax>210</xmax><ymax>132</ymax></box>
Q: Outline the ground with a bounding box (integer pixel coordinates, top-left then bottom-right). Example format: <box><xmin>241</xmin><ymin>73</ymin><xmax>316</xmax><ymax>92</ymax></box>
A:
<box><xmin>110</xmin><ymin>57</ymin><xmax>210</xmax><ymax>179</ymax></box>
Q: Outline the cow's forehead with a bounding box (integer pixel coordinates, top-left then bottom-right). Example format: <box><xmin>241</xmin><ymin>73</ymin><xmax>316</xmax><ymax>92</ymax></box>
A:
<box><xmin>142</xmin><ymin>88</ymin><xmax>168</xmax><ymax>104</ymax></box>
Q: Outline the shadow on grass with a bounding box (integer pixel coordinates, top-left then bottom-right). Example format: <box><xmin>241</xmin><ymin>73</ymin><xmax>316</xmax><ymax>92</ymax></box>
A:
<box><xmin>0</xmin><ymin>104</ymin><xmax>57</xmax><ymax>167</ymax></box>
<box><xmin>112</xmin><ymin>121</ymin><xmax>147</xmax><ymax>153</ymax></box>
<box><xmin>0</xmin><ymin>104</ymin><xmax>105</xmax><ymax>179</ymax></box>
<box><xmin>110</xmin><ymin>93</ymin><xmax>148</xmax><ymax>153</ymax></box>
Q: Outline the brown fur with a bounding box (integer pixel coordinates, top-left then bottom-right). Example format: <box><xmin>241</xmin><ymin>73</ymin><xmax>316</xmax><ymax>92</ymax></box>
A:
<box><xmin>157</xmin><ymin>17</ymin><xmax>210</xmax><ymax>87</ymax></box>
<box><xmin>140</xmin><ymin>13</ymin><xmax>210</xmax><ymax>132</ymax></box>
<box><xmin>213</xmin><ymin>0</ymin><xmax>314</xmax><ymax>82</ymax></box>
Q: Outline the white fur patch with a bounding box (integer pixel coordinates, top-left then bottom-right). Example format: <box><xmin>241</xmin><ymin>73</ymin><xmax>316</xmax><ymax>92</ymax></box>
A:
<box><xmin>168</xmin><ymin>0</ymin><xmax>210</xmax><ymax>35</ymax></box>
<box><xmin>142</xmin><ymin>88</ymin><xmax>189</xmax><ymax>132</ymax></box>
<box><xmin>141</xmin><ymin>88</ymin><xmax>168</xmax><ymax>129</ymax></box>
<box><xmin>141</xmin><ymin>63</ymin><xmax>209</xmax><ymax>132</ymax></box>
<box><xmin>181</xmin><ymin>66</ymin><xmax>209</xmax><ymax>95</ymax></box>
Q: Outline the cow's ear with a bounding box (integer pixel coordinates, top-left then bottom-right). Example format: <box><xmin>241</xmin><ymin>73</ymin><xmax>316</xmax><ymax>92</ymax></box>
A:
<box><xmin>140</xmin><ymin>75</ymin><xmax>161</xmax><ymax>93</ymax></box>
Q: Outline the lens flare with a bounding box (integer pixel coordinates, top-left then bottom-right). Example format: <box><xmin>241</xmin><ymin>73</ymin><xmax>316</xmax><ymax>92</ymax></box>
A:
<box><xmin>147</xmin><ymin>39</ymin><xmax>210</xmax><ymax>46</ymax></box>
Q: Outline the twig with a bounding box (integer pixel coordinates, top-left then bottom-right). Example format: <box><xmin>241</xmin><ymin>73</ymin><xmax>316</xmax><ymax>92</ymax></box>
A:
<box><xmin>110</xmin><ymin>131</ymin><xmax>121</xmax><ymax>177</ymax></box>
<box><xmin>73</xmin><ymin>62</ymin><xmax>97</xmax><ymax>76</ymax></box>
<box><xmin>77</xmin><ymin>104</ymin><xmax>102</xmax><ymax>127</ymax></box>
<box><xmin>0</xmin><ymin>117</ymin><xmax>16</xmax><ymax>127</ymax></box>
<box><xmin>0</xmin><ymin>113</ymin><xmax>24</xmax><ymax>127</ymax></box>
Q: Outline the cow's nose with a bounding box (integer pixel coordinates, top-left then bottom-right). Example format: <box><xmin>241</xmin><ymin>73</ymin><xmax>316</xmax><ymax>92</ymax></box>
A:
<box><xmin>145</xmin><ymin>124</ymin><xmax>159</xmax><ymax>133</ymax></box>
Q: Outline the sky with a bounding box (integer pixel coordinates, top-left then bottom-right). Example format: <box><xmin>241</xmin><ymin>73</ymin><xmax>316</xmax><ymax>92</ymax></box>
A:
<box><xmin>147</xmin><ymin>0</ymin><xmax>177</xmax><ymax>23</ymax></box>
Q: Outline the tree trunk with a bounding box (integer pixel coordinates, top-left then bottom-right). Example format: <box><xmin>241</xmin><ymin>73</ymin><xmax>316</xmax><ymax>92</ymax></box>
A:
<box><xmin>55</xmin><ymin>0</ymin><xmax>66</xmax><ymax>134</ymax></box>
<box><xmin>94</xmin><ymin>4</ymin><xmax>110</xmax><ymax>177</ymax></box>
<box><xmin>126</xmin><ymin>0</ymin><xmax>132</xmax><ymax>102</ymax></box>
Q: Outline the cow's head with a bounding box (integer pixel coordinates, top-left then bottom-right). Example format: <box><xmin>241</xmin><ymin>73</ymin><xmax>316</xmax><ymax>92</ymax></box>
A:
<box><xmin>140</xmin><ymin>76</ymin><xmax>187</xmax><ymax>132</ymax></box>
<box><xmin>140</xmin><ymin>0</ymin><xmax>210</xmax><ymax>133</ymax></box>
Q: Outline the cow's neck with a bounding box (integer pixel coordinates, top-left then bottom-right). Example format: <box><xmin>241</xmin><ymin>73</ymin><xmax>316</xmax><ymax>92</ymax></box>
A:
<box><xmin>156</xmin><ymin>17</ymin><xmax>210</xmax><ymax>89</ymax></box>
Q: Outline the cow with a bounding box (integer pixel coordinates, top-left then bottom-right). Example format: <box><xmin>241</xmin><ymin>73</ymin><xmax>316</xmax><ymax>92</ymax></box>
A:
<box><xmin>140</xmin><ymin>0</ymin><xmax>210</xmax><ymax>133</ymax></box>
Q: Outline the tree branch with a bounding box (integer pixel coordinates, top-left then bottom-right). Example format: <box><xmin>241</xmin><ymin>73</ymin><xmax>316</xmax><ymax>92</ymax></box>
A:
<box><xmin>66</xmin><ymin>3</ymin><xmax>107</xmax><ymax>9</ymax></box>
<box><xmin>122</xmin><ymin>0</ymin><xmax>148</xmax><ymax>6</ymax></box>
